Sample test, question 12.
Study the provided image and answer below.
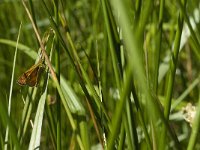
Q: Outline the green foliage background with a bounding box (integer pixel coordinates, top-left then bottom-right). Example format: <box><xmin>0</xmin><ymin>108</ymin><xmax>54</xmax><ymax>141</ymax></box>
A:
<box><xmin>0</xmin><ymin>0</ymin><xmax>200</xmax><ymax>149</ymax></box>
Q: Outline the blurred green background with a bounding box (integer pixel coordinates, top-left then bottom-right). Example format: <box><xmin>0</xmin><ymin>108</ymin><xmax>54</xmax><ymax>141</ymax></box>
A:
<box><xmin>0</xmin><ymin>0</ymin><xmax>200</xmax><ymax>149</ymax></box>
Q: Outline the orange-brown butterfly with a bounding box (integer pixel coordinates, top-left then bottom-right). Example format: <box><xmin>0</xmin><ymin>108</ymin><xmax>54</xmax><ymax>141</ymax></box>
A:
<box><xmin>17</xmin><ymin>59</ymin><xmax>45</xmax><ymax>87</ymax></box>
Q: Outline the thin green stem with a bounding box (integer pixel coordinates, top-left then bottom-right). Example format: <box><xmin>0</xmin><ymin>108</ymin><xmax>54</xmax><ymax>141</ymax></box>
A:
<box><xmin>101</xmin><ymin>0</ymin><xmax>121</xmax><ymax>89</ymax></box>
<box><xmin>160</xmin><ymin>9</ymin><xmax>184</xmax><ymax>149</ymax></box>
<box><xmin>177</xmin><ymin>0</ymin><xmax>200</xmax><ymax>59</ymax></box>
<box><xmin>52</xmin><ymin>0</ymin><xmax>61</xmax><ymax>149</ymax></box>
<box><xmin>107</xmin><ymin>66</ymin><xmax>132</xmax><ymax>149</ymax></box>
<box><xmin>5</xmin><ymin>22</ymin><xmax>22</xmax><ymax>150</ymax></box>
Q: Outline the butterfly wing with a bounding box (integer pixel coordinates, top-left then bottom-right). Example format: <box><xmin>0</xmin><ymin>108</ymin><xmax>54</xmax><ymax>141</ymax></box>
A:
<box><xmin>17</xmin><ymin>73</ymin><xmax>28</xmax><ymax>86</ymax></box>
<box><xmin>26</xmin><ymin>66</ymin><xmax>40</xmax><ymax>87</ymax></box>
<box><xmin>17</xmin><ymin>59</ymin><xmax>45</xmax><ymax>87</ymax></box>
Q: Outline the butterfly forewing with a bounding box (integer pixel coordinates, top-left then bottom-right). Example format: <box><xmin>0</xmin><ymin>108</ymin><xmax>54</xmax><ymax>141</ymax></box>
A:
<box><xmin>26</xmin><ymin>65</ymin><xmax>44</xmax><ymax>87</ymax></box>
<box><xmin>17</xmin><ymin>60</ymin><xmax>45</xmax><ymax>87</ymax></box>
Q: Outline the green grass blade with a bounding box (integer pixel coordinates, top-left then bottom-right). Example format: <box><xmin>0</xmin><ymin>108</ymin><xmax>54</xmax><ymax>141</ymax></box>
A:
<box><xmin>187</xmin><ymin>88</ymin><xmax>200</xmax><ymax>150</ymax></box>
<box><xmin>4</xmin><ymin>22</ymin><xmax>22</xmax><ymax>150</ymax></box>
<box><xmin>0</xmin><ymin>39</ymin><xmax>37</xmax><ymax>59</ymax></box>
<box><xmin>161</xmin><ymin>7</ymin><xmax>184</xmax><ymax>150</ymax></box>
<box><xmin>28</xmin><ymin>84</ymin><xmax>48</xmax><ymax>149</ymax></box>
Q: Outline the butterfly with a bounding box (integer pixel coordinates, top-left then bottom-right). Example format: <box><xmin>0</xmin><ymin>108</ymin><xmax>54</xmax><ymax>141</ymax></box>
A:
<box><xmin>17</xmin><ymin>59</ymin><xmax>45</xmax><ymax>87</ymax></box>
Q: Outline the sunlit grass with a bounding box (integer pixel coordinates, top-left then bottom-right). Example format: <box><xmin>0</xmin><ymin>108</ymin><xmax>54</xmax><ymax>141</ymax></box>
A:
<box><xmin>0</xmin><ymin>0</ymin><xmax>200</xmax><ymax>150</ymax></box>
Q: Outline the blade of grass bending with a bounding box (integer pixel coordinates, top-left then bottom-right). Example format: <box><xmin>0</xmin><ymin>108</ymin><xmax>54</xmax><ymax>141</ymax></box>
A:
<box><xmin>60</xmin><ymin>77</ymin><xmax>85</xmax><ymax>115</ymax></box>
<box><xmin>22</xmin><ymin>1</ymin><xmax>84</xmax><ymax>149</ymax></box>
<box><xmin>60</xmin><ymin>75</ymin><xmax>90</xmax><ymax>149</ymax></box>
<box><xmin>0</xmin><ymin>39</ymin><xmax>37</xmax><ymax>59</ymax></box>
